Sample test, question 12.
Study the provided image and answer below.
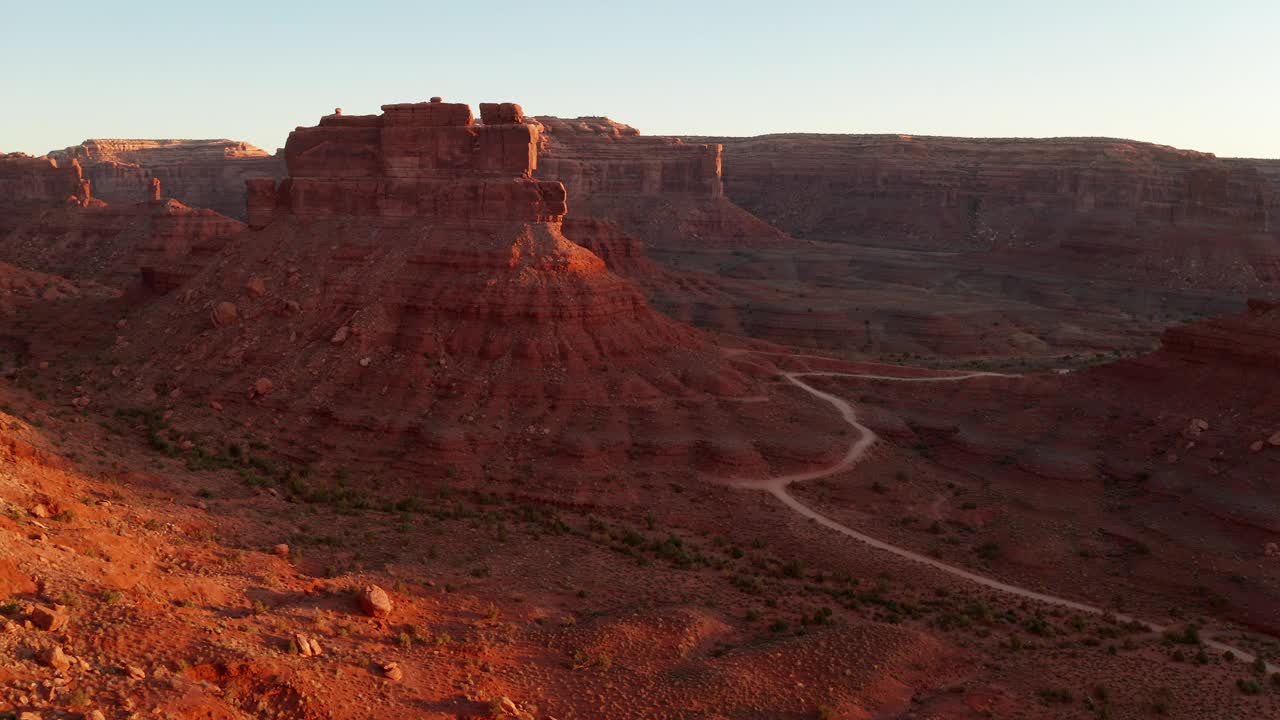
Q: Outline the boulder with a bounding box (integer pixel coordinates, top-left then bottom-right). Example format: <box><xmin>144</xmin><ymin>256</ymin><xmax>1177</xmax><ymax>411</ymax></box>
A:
<box><xmin>1182</xmin><ymin>418</ymin><xmax>1209</xmax><ymax>439</ymax></box>
<box><xmin>30</xmin><ymin>604</ymin><xmax>68</xmax><ymax>632</ymax></box>
<box><xmin>37</xmin><ymin>644</ymin><xmax>71</xmax><ymax>671</ymax></box>
<box><xmin>294</xmin><ymin>632</ymin><xmax>321</xmax><ymax>657</ymax></box>
<box><xmin>210</xmin><ymin>301</ymin><xmax>238</xmax><ymax>328</ymax></box>
<box><xmin>357</xmin><ymin>585</ymin><xmax>392</xmax><ymax>618</ymax></box>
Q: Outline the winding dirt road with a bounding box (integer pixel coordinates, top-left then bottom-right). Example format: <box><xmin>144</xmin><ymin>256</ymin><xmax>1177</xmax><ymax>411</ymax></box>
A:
<box><xmin>728</xmin><ymin>365</ymin><xmax>1277</xmax><ymax>672</ymax></box>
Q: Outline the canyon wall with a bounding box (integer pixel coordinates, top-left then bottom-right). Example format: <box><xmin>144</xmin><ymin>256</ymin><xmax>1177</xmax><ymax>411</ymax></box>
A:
<box><xmin>697</xmin><ymin>134</ymin><xmax>1280</xmax><ymax>290</ymax></box>
<box><xmin>0</xmin><ymin>153</ymin><xmax>89</xmax><ymax>220</ymax></box>
<box><xmin>50</xmin><ymin>139</ymin><xmax>285</xmax><ymax>220</ymax></box>
<box><xmin>534</xmin><ymin>117</ymin><xmax>788</xmax><ymax>250</ymax></box>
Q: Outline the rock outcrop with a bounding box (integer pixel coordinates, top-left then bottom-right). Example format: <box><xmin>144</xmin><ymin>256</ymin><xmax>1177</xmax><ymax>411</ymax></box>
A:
<box><xmin>118</xmin><ymin>98</ymin><xmax>811</xmax><ymax>476</ymax></box>
<box><xmin>50</xmin><ymin>139</ymin><xmax>285</xmax><ymax>220</ymax></box>
<box><xmin>0</xmin><ymin>153</ymin><xmax>90</xmax><ymax>227</ymax></box>
<box><xmin>1161</xmin><ymin>298</ymin><xmax>1280</xmax><ymax>369</ymax></box>
<box><xmin>534</xmin><ymin>117</ymin><xmax>790</xmax><ymax>251</ymax></box>
<box><xmin>700</xmin><ymin>134</ymin><xmax>1280</xmax><ymax>291</ymax></box>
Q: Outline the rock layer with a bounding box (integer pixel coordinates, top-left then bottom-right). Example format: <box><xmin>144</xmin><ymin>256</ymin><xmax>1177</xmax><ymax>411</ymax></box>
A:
<box><xmin>120</xmin><ymin>99</ymin><xmax>809</xmax><ymax>476</ymax></box>
<box><xmin>534</xmin><ymin>117</ymin><xmax>789</xmax><ymax>250</ymax></box>
<box><xmin>700</xmin><ymin>134</ymin><xmax>1280</xmax><ymax>291</ymax></box>
<box><xmin>0</xmin><ymin>153</ymin><xmax>90</xmax><ymax>225</ymax></box>
<box><xmin>1162</xmin><ymin>298</ymin><xmax>1280</xmax><ymax>369</ymax></box>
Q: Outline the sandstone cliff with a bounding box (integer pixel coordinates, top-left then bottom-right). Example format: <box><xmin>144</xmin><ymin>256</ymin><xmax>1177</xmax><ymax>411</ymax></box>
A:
<box><xmin>534</xmin><ymin>117</ymin><xmax>790</xmax><ymax>251</ymax></box>
<box><xmin>0</xmin><ymin>153</ymin><xmax>90</xmax><ymax>224</ymax></box>
<box><xmin>699</xmin><ymin>134</ymin><xmax>1280</xmax><ymax>291</ymax></box>
<box><xmin>50</xmin><ymin>139</ymin><xmax>285</xmax><ymax>220</ymax></box>
<box><xmin>119</xmin><ymin>100</ymin><xmax>817</xmax><ymax>477</ymax></box>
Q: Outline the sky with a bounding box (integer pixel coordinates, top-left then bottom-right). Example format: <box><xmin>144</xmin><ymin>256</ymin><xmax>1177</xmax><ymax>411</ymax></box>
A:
<box><xmin>3</xmin><ymin>1</ymin><xmax>1278</xmax><ymax>158</ymax></box>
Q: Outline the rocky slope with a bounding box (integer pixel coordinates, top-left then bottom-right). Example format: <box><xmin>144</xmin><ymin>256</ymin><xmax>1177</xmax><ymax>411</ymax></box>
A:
<box><xmin>796</xmin><ymin>301</ymin><xmax>1280</xmax><ymax>637</ymax></box>
<box><xmin>50</xmin><ymin>139</ymin><xmax>285</xmax><ymax>220</ymax></box>
<box><xmin>1</xmin><ymin>198</ymin><xmax>245</xmax><ymax>289</ymax></box>
<box><xmin>1162</xmin><ymin>298</ymin><xmax>1280</xmax><ymax>368</ymax></box>
<box><xmin>699</xmin><ymin>134</ymin><xmax>1280</xmax><ymax>292</ymax></box>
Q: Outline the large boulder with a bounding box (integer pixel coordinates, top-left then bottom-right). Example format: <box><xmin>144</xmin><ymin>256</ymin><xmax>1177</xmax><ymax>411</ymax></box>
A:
<box><xmin>357</xmin><ymin>585</ymin><xmax>393</xmax><ymax>618</ymax></box>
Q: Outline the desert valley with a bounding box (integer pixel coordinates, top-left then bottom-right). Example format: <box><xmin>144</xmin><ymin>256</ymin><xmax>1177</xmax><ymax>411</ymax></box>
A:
<box><xmin>0</xmin><ymin>93</ymin><xmax>1278</xmax><ymax>720</ymax></box>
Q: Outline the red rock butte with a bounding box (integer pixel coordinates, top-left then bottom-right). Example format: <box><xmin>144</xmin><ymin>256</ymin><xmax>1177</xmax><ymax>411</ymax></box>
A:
<box><xmin>245</xmin><ymin>100</ymin><xmax>565</xmax><ymax>227</ymax></box>
<box><xmin>119</xmin><ymin>98</ymin><xmax>785</xmax><ymax>470</ymax></box>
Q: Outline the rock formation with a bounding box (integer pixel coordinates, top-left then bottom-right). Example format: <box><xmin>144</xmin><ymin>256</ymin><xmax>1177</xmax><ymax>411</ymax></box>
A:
<box><xmin>1161</xmin><ymin>297</ymin><xmax>1280</xmax><ymax>369</ymax></box>
<box><xmin>533</xmin><ymin>117</ymin><xmax>790</xmax><ymax>252</ymax></box>
<box><xmin>50</xmin><ymin>139</ymin><xmax>285</xmax><ymax>220</ymax></box>
<box><xmin>698</xmin><ymin>134</ymin><xmax>1280</xmax><ymax>292</ymax></box>
<box><xmin>119</xmin><ymin>99</ymin><xmax>809</xmax><ymax>476</ymax></box>
<box><xmin>0</xmin><ymin>153</ymin><xmax>90</xmax><ymax>226</ymax></box>
<box><xmin>1</xmin><ymin>151</ymin><xmax>245</xmax><ymax>289</ymax></box>
<box><xmin>1</xmin><ymin>198</ymin><xmax>245</xmax><ymax>289</ymax></box>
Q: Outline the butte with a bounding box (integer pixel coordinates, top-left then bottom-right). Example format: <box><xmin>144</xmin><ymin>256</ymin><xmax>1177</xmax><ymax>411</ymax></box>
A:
<box><xmin>115</xmin><ymin>99</ymin><xmax>847</xmax><ymax>490</ymax></box>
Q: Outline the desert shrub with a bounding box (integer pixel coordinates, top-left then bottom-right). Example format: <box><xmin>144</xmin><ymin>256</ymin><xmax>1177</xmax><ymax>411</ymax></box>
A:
<box><xmin>1236</xmin><ymin>678</ymin><xmax>1262</xmax><ymax>695</ymax></box>
<box><xmin>975</xmin><ymin>542</ymin><xmax>1001</xmax><ymax>560</ymax></box>
<box><xmin>1164</xmin><ymin>623</ymin><xmax>1201</xmax><ymax>645</ymax></box>
<box><xmin>1151</xmin><ymin>687</ymin><xmax>1173</xmax><ymax>715</ymax></box>
<box><xmin>1037</xmin><ymin>687</ymin><xmax>1073</xmax><ymax>705</ymax></box>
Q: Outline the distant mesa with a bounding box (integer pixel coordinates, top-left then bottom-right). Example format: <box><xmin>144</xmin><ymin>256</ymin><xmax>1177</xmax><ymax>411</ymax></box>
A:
<box><xmin>697</xmin><ymin>133</ymin><xmax>1280</xmax><ymax>291</ymax></box>
<box><xmin>49</xmin><ymin>138</ymin><xmax>285</xmax><ymax>220</ymax></box>
<box><xmin>532</xmin><ymin>116</ymin><xmax>790</xmax><ymax>252</ymax></box>
<box><xmin>0</xmin><ymin>151</ymin><xmax>244</xmax><ymax>288</ymax></box>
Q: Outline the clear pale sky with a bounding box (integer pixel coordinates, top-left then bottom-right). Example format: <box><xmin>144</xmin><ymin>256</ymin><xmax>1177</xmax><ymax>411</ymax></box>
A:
<box><xmin>3</xmin><ymin>1</ymin><xmax>1277</xmax><ymax>158</ymax></box>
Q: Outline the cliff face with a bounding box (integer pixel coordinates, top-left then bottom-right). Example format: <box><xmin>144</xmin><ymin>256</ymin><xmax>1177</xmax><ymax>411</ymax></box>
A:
<box><xmin>700</xmin><ymin>134</ymin><xmax>1280</xmax><ymax>291</ymax></box>
<box><xmin>0</xmin><ymin>153</ymin><xmax>90</xmax><ymax>224</ymax></box>
<box><xmin>119</xmin><ymin>100</ymin><xmax>803</xmax><ymax>474</ymax></box>
<box><xmin>534</xmin><ymin>117</ymin><xmax>789</xmax><ymax>251</ymax></box>
<box><xmin>0</xmin><ymin>151</ymin><xmax>245</xmax><ymax>287</ymax></box>
<box><xmin>50</xmin><ymin>139</ymin><xmax>285</xmax><ymax>220</ymax></box>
